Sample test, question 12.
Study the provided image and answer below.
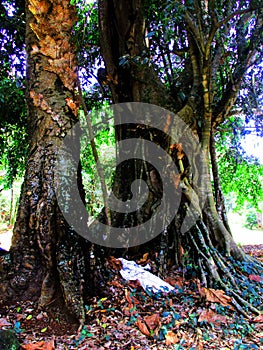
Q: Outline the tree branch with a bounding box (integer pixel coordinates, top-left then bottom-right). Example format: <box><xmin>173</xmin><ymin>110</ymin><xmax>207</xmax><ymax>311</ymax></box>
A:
<box><xmin>185</xmin><ymin>10</ymin><xmax>205</xmax><ymax>55</ymax></box>
<box><xmin>213</xmin><ymin>14</ymin><xmax>263</xmax><ymax>127</ymax></box>
<box><xmin>77</xmin><ymin>80</ymin><xmax>111</xmax><ymax>228</ymax></box>
<box><xmin>216</xmin><ymin>6</ymin><xmax>262</xmax><ymax>29</ymax></box>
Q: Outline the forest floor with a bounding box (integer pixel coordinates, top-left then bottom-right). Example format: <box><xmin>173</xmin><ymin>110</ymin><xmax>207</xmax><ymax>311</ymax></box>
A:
<box><xmin>0</xmin><ymin>244</ymin><xmax>263</xmax><ymax>349</ymax></box>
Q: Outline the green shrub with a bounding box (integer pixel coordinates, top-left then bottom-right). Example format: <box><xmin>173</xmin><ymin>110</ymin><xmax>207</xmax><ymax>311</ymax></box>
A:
<box><xmin>244</xmin><ymin>210</ymin><xmax>258</xmax><ymax>230</ymax></box>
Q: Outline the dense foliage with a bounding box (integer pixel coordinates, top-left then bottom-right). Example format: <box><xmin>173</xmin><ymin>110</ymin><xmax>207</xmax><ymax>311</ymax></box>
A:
<box><xmin>0</xmin><ymin>76</ymin><xmax>27</xmax><ymax>187</ymax></box>
<box><xmin>0</xmin><ymin>0</ymin><xmax>262</xmax><ymax>211</ymax></box>
<box><xmin>0</xmin><ymin>0</ymin><xmax>26</xmax><ymax>187</ymax></box>
<box><xmin>143</xmin><ymin>0</ymin><xmax>263</xmax><ymax>121</ymax></box>
<box><xmin>217</xmin><ymin>137</ymin><xmax>263</xmax><ymax>210</ymax></box>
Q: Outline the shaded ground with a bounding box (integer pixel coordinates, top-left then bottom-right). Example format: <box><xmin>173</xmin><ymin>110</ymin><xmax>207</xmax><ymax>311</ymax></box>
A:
<box><xmin>0</xmin><ymin>245</ymin><xmax>263</xmax><ymax>349</ymax></box>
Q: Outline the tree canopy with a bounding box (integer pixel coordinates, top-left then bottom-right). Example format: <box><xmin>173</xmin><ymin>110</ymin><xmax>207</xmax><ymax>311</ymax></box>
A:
<box><xmin>0</xmin><ymin>0</ymin><xmax>262</xmax><ymax>196</ymax></box>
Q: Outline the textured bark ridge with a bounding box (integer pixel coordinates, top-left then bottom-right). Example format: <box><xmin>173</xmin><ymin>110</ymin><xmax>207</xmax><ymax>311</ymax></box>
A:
<box><xmin>98</xmin><ymin>0</ymin><xmax>263</xmax><ymax>315</ymax></box>
<box><xmin>0</xmin><ymin>0</ymin><xmax>91</xmax><ymax>323</ymax></box>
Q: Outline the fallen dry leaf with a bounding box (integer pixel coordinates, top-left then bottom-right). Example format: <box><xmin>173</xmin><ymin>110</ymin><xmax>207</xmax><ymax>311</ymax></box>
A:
<box><xmin>124</xmin><ymin>289</ymin><xmax>140</xmax><ymax>306</ymax></box>
<box><xmin>110</xmin><ymin>280</ymin><xmax>124</xmax><ymax>289</ymax></box>
<box><xmin>165</xmin><ymin>276</ymin><xmax>184</xmax><ymax>288</ymax></box>
<box><xmin>198</xmin><ymin>309</ymin><xmax>227</xmax><ymax>325</ymax></box>
<box><xmin>165</xmin><ymin>330</ymin><xmax>179</xmax><ymax>345</ymax></box>
<box><xmin>125</xmin><ymin>289</ymin><xmax>133</xmax><ymax>305</ymax></box>
<box><xmin>137</xmin><ymin>253</ymin><xmax>149</xmax><ymax>265</ymax></box>
<box><xmin>196</xmin><ymin>327</ymin><xmax>204</xmax><ymax>350</ymax></box>
<box><xmin>21</xmin><ymin>339</ymin><xmax>55</xmax><ymax>350</ymax></box>
<box><xmin>135</xmin><ymin>318</ymin><xmax>150</xmax><ymax>337</ymax></box>
<box><xmin>253</xmin><ymin>314</ymin><xmax>263</xmax><ymax>323</ymax></box>
<box><xmin>144</xmin><ymin>313</ymin><xmax>160</xmax><ymax>331</ymax></box>
<box><xmin>201</xmin><ymin>288</ymin><xmax>232</xmax><ymax>307</ymax></box>
<box><xmin>135</xmin><ymin>313</ymin><xmax>160</xmax><ymax>337</ymax></box>
<box><xmin>127</xmin><ymin>280</ymin><xmax>141</xmax><ymax>289</ymax></box>
<box><xmin>107</xmin><ymin>256</ymin><xmax>123</xmax><ymax>271</ymax></box>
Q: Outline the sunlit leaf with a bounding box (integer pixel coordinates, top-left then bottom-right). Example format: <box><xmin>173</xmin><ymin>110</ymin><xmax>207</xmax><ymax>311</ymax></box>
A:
<box><xmin>165</xmin><ymin>330</ymin><xmax>179</xmax><ymax>345</ymax></box>
<box><xmin>21</xmin><ymin>339</ymin><xmax>55</xmax><ymax>350</ymax></box>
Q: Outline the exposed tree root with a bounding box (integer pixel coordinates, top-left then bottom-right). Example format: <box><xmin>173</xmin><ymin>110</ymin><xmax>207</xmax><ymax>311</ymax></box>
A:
<box><xmin>177</xmin><ymin>216</ymin><xmax>263</xmax><ymax>316</ymax></box>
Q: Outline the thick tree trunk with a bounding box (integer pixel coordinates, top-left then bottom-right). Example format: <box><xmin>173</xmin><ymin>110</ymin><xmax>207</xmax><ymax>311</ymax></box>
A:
<box><xmin>98</xmin><ymin>0</ymin><xmax>262</xmax><ymax>314</ymax></box>
<box><xmin>0</xmin><ymin>0</ymin><xmax>91</xmax><ymax>323</ymax></box>
<box><xmin>98</xmin><ymin>0</ymin><xmax>242</xmax><ymax>256</ymax></box>
<box><xmin>210</xmin><ymin>131</ymin><xmax>232</xmax><ymax>233</ymax></box>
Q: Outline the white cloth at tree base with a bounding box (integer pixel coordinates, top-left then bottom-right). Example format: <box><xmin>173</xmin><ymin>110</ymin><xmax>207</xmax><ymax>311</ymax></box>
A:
<box><xmin>118</xmin><ymin>258</ymin><xmax>174</xmax><ymax>293</ymax></box>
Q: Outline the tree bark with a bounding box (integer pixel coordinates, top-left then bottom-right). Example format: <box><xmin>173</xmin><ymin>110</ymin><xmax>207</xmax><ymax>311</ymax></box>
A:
<box><xmin>210</xmin><ymin>131</ymin><xmax>232</xmax><ymax>233</ymax></box>
<box><xmin>0</xmin><ymin>0</ymin><xmax>91</xmax><ymax>324</ymax></box>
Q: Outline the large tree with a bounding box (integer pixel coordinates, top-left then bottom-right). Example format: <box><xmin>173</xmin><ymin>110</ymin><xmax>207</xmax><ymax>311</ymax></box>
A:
<box><xmin>98</xmin><ymin>0</ymin><xmax>263</xmax><ymax>313</ymax></box>
<box><xmin>0</xmin><ymin>0</ymin><xmax>262</xmax><ymax>323</ymax></box>
<box><xmin>0</xmin><ymin>0</ymin><xmax>92</xmax><ymax>323</ymax></box>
